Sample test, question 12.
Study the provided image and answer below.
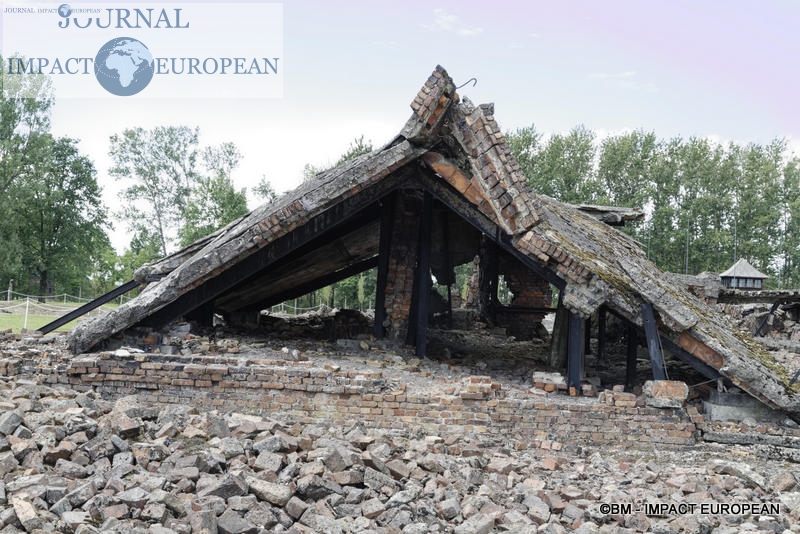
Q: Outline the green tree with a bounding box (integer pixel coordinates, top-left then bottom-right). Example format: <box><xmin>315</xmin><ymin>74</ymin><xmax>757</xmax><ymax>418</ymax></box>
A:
<box><xmin>780</xmin><ymin>157</ymin><xmax>800</xmax><ymax>288</ymax></box>
<box><xmin>12</xmin><ymin>135</ymin><xmax>109</xmax><ymax>298</ymax></box>
<box><xmin>109</xmin><ymin>125</ymin><xmax>201</xmax><ymax>255</ymax></box>
<box><xmin>254</xmin><ymin>174</ymin><xmax>278</xmax><ymax>203</ymax></box>
<box><xmin>507</xmin><ymin>125</ymin><xmax>601</xmax><ymax>203</ymax></box>
<box><xmin>732</xmin><ymin>140</ymin><xmax>785</xmax><ymax>283</ymax></box>
<box><xmin>178</xmin><ymin>143</ymin><xmax>249</xmax><ymax>246</ymax></box>
<box><xmin>0</xmin><ymin>55</ymin><xmax>55</xmax><ymax>288</ymax></box>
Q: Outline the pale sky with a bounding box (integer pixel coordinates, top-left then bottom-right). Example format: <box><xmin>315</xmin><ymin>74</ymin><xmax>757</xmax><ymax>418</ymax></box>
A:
<box><xmin>4</xmin><ymin>0</ymin><xmax>800</xmax><ymax>251</ymax></box>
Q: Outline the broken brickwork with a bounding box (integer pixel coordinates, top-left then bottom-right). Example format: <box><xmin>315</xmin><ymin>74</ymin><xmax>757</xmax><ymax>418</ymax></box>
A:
<box><xmin>0</xmin><ymin>352</ymin><xmax>698</xmax><ymax>449</ymax></box>
<box><xmin>382</xmin><ymin>194</ymin><xmax>422</xmax><ymax>341</ymax></box>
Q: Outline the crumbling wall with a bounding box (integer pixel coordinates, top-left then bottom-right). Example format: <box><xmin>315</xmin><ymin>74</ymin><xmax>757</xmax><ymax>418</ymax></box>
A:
<box><xmin>0</xmin><ymin>352</ymin><xmax>698</xmax><ymax>448</ymax></box>
<box><xmin>381</xmin><ymin>193</ymin><xmax>422</xmax><ymax>341</ymax></box>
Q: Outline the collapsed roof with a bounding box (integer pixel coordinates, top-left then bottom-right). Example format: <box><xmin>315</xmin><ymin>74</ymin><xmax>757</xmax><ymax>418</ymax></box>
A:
<box><xmin>68</xmin><ymin>66</ymin><xmax>799</xmax><ymax>418</ymax></box>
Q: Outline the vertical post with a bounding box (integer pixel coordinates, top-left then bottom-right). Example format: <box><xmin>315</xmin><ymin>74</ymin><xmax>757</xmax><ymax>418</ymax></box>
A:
<box><xmin>584</xmin><ymin>317</ymin><xmax>592</xmax><ymax>355</ymax></box>
<box><xmin>7</xmin><ymin>279</ymin><xmax>12</xmax><ymax>302</ymax></box>
<box><xmin>549</xmin><ymin>294</ymin><xmax>569</xmax><ymax>368</ymax></box>
<box><xmin>24</xmin><ymin>297</ymin><xmax>30</xmax><ymax>331</ymax></box>
<box><xmin>597</xmin><ymin>307</ymin><xmax>607</xmax><ymax>361</ymax></box>
<box><xmin>373</xmin><ymin>195</ymin><xmax>394</xmax><ymax>339</ymax></box>
<box><xmin>567</xmin><ymin>312</ymin><xmax>584</xmax><ymax>395</ymax></box>
<box><xmin>414</xmin><ymin>193</ymin><xmax>433</xmax><ymax>357</ymax></box>
<box><xmin>478</xmin><ymin>238</ymin><xmax>499</xmax><ymax>325</ymax></box>
<box><xmin>441</xmin><ymin>210</ymin><xmax>453</xmax><ymax>329</ymax></box>
<box><xmin>640</xmin><ymin>302</ymin><xmax>666</xmax><ymax>380</ymax></box>
<box><xmin>625</xmin><ymin>324</ymin><xmax>637</xmax><ymax>392</ymax></box>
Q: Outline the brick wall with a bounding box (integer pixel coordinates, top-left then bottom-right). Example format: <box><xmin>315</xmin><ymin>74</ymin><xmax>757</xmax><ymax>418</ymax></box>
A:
<box><xmin>382</xmin><ymin>194</ymin><xmax>422</xmax><ymax>341</ymax></box>
<box><xmin>0</xmin><ymin>352</ymin><xmax>703</xmax><ymax>449</ymax></box>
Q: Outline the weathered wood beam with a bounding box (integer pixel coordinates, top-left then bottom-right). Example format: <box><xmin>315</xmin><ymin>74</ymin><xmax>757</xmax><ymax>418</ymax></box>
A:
<box><xmin>597</xmin><ymin>307</ymin><xmax>607</xmax><ymax>361</ymax></box>
<box><xmin>240</xmin><ymin>257</ymin><xmax>378</xmax><ymax>314</ymax></box>
<box><xmin>606</xmin><ymin>306</ymin><xmax>725</xmax><ymax>385</ymax></box>
<box><xmin>373</xmin><ymin>194</ymin><xmax>396</xmax><ymax>339</ymax></box>
<box><xmin>414</xmin><ymin>192</ymin><xmax>434</xmax><ymax>357</ymax></box>
<box><xmin>478</xmin><ymin>237</ymin><xmax>499</xmax><ymax>325</ymax></box>
<box><xmin>754</xmin><ymin>301</ymin><xmax>781</xmax><ymax>337</ymax></box>
<box><xmin>411</xmin><ymin>173</ymin><xmax>566</xmax><ymax>290</ymax></box>
<box><xmin>567</xmin><ymin>312</ymin><xmax>584</xmax><ymax>393</ymax></box>
<box><xmin>641</xmin><ymin>302</ymin><xmax>666</xmax><ymax>380</ymax></box>
<box><xmin>625</xmin><ymin>324</ymin><xmax>638</xmax><ymax>392</ymax></box>
<box><xmin>138</xmin><ymin>171</ymin><xmax>404</xmax><ymax>329</ymax></box>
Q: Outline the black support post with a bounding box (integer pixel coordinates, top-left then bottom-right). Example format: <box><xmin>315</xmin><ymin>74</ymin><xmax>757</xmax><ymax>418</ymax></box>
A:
<box><xmin>625</xmin><ymin>324</ymin><xmax>638</xmax><ymax>392</ymax></box>
<box><xmin>640</xmin><ymin>302</ymin><xmax>666</xmax><ymax>380</ymax></box>
<box><xmin>597</xmin><ymin>307</ymin><xmax>607</xmax><ymax>361</ymax></box>
<box><xmin>39</xmin><ymin>279</ymin><xmax>140</xmax><ymax>334</ymax></box>
<box><xmin>567</xmin><ymin>312</ymin><xmax>584</xmax><ymax>393</ymax></box>
<box><xmin>478</xmin><ymin>237</ymin><xmax>499</xmax><ymax>325</ymax></box>
<box><xmin>414</xmin><ymin>193</ymin><xmax>433</xmax><ymax>357</ymax></box>
<box><xmin>584</xmin><ymin>317</ymin><xmax>592</xmax><ymax>355</ymax></box>
<box><xmin>441</xmin><ymin>211</ymin><xmax>453</xmax><ymax>329</ymax></box>
<box><xmin>373</xmin><ymin>195</ymin><xmax>395</xmax><ymax>339</ymax></box>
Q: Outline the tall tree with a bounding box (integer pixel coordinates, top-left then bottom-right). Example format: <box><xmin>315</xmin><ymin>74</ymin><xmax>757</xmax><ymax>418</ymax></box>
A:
<box><xmin>507</xmin><ymin>125</ymin><xmax>601</xmax><ymax>203</ymax></box>
<box><xmin>780</xmin><ymin>157</ymin><xmax>800</xmax><ymax>288</ymax></box>
<box><xmin>0</xmin><ymin>55</ymin><xmax>55</xmax><ymax>288</ymax></box>
<box><xmin>178</xmin><ymin>143</ymin><xmax>249</xmax><ymax>246</ymax></box>
<box><xmin>13</xmin><ymin>135</ymin><xmax>109</xmax><ymax>298</ymax></box>
<box><xmin>109</xmin><ymin>125</ymin><xmax>201</xmax><ymax>255</ymax></box>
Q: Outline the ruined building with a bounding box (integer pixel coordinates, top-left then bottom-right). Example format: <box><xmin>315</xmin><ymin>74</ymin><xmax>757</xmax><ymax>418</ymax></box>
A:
<box><xmin>65</xmin><ymin>66</ymin><xmax>799</xmax><ymax>419</ymax></box>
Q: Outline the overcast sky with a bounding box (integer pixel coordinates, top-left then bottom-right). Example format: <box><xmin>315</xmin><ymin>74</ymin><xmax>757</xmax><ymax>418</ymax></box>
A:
<box><xmin>4</xmin><ymin>0</ymin><xmax>800</xmax><ymax>251</ymax></box>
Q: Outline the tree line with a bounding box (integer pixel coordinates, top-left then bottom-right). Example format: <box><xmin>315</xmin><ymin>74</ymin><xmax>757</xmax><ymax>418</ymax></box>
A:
<box><xmin>507</xmin><ymin>125</ymin><xmax>800</xmax><ymax>289</ymax></box>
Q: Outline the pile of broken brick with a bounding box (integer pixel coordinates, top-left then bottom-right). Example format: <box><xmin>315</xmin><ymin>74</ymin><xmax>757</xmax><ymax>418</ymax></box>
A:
<box><xmin>0</xmin><ymin>364</ymin><xmax>797</xmax><ymax>534</ymax></box>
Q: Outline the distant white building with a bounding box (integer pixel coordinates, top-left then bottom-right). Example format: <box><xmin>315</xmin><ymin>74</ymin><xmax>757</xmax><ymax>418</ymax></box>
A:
<box><xmin>719</xmin><ymin>258</ymin><xmax>768</xmax><ymax>290</ymax></box>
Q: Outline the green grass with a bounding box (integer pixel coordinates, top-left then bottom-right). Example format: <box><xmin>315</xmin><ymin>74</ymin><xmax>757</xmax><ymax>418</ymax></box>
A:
<box><xmin>0</xmin><ymin>299</ymin><xmax>123</xmax><ymax>334</ymax></box>
<box><xmin>0</xmin><ymin>313</ymin><xmax>77</xmax><ymax>333</ymax></box>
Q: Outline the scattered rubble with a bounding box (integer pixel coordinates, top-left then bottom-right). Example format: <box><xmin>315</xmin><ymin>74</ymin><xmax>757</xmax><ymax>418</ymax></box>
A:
<box><xmin>0</xmin><ymin>335</ymin><xmax>799</xmax><ymax>533</ymax></box>
<box><xmin>0</xmin><ymin>372</ymin><xmax>797</xmax><ymax>534</ymax></box>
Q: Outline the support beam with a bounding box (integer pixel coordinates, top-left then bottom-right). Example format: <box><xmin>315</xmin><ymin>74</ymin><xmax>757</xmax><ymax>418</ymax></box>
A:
<box><xmin>414</xmin><ymin>192</ymin><xmax>433</xmax><ymax>357</ymax></box>
<box><xmin>754</xmin><ymin>301</ymin><xmax>781</xmax><ymax>337</ymax></box>
<box><xmin>247</xmin><ymin>257</ymin><xmax>378</xmax><ymax>313</ymax></box>
<box><xmin>584</xmin><ymin>317</ymin><xmax>592</xmax><ymax>355</ymax></box>
<box><xmin>640</xmin><ymin>302</ymin><xmax>666</xmax><ymax>380</ymax></box>
<box><xmin>597</xmin><ymin>307</ymin><xmax>607</xmax><ymax>361</ymax></box>
<box><xmin>39</xmin><ymin>280</ymin><xmax>140</xmax><ymax>334</ymax></box>
<box><xmin>373</xmin><ymin>194</ymin><xmax>395</xmax><ymax>338</ymax></box>
<box><xmin>478</xmin><ymin>237</ymin><xmax>499</xmax><ymax>325</ymax></box>
<box><xmin>567</xmin><ymin>312</ymin><xmax>584</xmax><ymax>394</ymax></box>
<box><xmin>549</xmin><ymin>295</ymin><xmax>569</xmax><ymax>368</ymax></box>
<box><xmin>140</xmin><ymin>192</ymin><xmax>391</xmax><ymax>328</ymax></box>
<box><xmin>606</xmin><ymin>306</ymin><xmax>726</xmax><ymax>386</ymax></box>
<box><xmin>441</xmin><ymin>210</ymin><xmax>453</xmax><ymax>329</ymax></box>
<box><xmin>413</xmin><ymin>174</ymin><xmax>566</xmax><ymax>290</ymax></box>
<box><xmin>625</xmin><ymin>324</ymin><xmax>638</xmax><ymax>392</ymax></box>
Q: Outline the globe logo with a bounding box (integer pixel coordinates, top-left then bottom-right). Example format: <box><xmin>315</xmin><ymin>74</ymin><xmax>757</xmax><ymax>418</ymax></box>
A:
<box><xmin>58</xmin><ymin>4</ymin><xmax>71</xmax><ymax>17</ymax></box>
<box><xmin>94</xmin><ymin>38</ymin><xmax>154</xmax><ymax>96</ymax></box>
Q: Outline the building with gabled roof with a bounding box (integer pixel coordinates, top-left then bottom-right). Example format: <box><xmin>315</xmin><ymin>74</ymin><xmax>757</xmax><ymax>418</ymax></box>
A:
<box><xmin>720</xmin><ymin>258</ymin><xmax>769</xmax><ymax>290</ymax></box>
<box><xmin>66</xmin><ymin>66</ymin><xmax>799</xmax><ymax>419</ymax></box>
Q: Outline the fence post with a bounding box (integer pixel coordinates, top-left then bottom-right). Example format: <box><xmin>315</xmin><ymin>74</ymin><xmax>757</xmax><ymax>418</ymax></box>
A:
<box><xmin>6</xmin><ymin>280</ymin><xmax>12</xmax><ymax>302</ymax></box>
<box><xmin>23</xmin><ymin>297</ymin><xmax>29</xmax><ymax>331</ymax></box>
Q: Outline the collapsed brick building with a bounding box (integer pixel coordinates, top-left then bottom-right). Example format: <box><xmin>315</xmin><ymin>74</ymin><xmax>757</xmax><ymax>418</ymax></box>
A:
<box><xmin>66</xmin><ymin>66</ymin><xmax>799</xmax><ymax>419</ymax></box>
